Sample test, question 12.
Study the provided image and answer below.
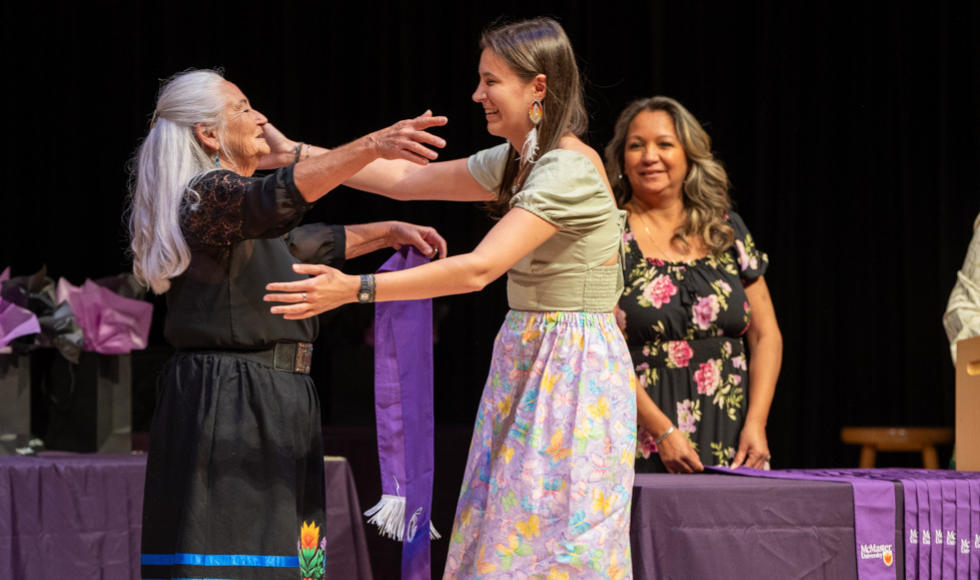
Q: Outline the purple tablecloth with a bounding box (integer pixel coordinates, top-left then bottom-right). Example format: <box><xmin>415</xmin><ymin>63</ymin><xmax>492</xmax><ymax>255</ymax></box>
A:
<box><xmin>0</xmin><ymin>453</ymin><xmax>372</xmax><ymax>580</ymax></box>
<box><xmin>324</xmin><ymin>456</ymin><xmax>374</xmax><ymax>580</ymax></box>
<box><xmin>631</xmin><ymin>473</ymin><xmax>904</xmax><ymax>580</ymax></box>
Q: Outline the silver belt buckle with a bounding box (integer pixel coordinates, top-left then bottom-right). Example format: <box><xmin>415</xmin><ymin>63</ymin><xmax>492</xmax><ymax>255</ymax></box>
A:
<box><xmin>294</xmin><ymin>343</ymin><xmax>313</xmax><ymax>373</ymax></box>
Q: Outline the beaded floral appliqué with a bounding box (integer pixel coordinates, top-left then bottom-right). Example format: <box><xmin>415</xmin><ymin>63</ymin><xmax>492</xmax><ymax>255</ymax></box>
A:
<box><xmin>298</xmin><ymin>521</ymin><xmax>326</xmax><ymax>580</ymax></box>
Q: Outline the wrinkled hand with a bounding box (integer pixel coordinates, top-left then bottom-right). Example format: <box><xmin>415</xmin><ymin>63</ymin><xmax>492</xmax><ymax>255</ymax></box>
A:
<box><xmin>369</xmin><ymin>110</ymin><xmax>448</xmax><ymax>165</ymax></box>
<box><xmin>657</xmin><ymin>429</ymin><xmax>705</xmax><ymax>474</ymax></box>
<box><xmin>385</xmin><ymin>221</ymin><xmax>448</xmax><ymax>259</ymax></box>
<box><xmin>264</xmin><ymin>264</ymin><xmax>357</xmax><ymax>319</ymax></box>
<box><xmin>257</xmin><ymin>123</ymin><xmax>300</xmax><ymax>169</ymax></box>
<box><xmin>731</xmin><ymin>420</ymin><xmax>770</xmax><ymax>469</ymax></box>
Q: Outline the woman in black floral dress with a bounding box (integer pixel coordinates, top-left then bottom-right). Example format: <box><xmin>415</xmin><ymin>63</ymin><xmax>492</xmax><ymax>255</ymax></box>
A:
<box><xmin>605</xmin><ymin>97</ymin><xmax>783</xmax><ymax>474</ymax></box>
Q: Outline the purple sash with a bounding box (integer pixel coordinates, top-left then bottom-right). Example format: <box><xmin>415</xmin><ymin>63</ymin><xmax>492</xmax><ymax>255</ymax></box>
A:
<box><xmin>941</xmin><ymin>481</ymin><xmax>956</xmax><ymax>579</ymax></box>
<box><xmin>903</xmin><ymin>478</ymin><xmax>917</xmax><ymax>580</ymax></box>
<box><xmin>955</xmin><ymin>480</ymin><xmax>970</xmax><ymax>579</ymax></box>
<box><xmin>709</xmin><ymin>467</ymin><xmax>897</xmax><ymax>580</ymax></box>
<box><xmin>364</xmin><ymin>248</ymin><xmax>435</xmax><ymax>580</ymax></box>
<box><xmin>916</xmin><ymin>478</ymin><xmax>932</xmax><ymax>578</ymax></box>
<box><xmin>970</xmin><ymin>479</ymin><xmax>980</xmax><ymax>578</ymax></box>
<box><xmin>927</xmin><ymin>480</ymin><xmax>943</xmax><ymax>579</ymax></box>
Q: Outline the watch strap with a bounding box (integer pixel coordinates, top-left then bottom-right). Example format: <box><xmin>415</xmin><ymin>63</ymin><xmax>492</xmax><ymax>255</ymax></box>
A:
<box><xmin>358</xmin><ymin>273</ymin><xmax>376</xmax><ymax>303</ymax></box>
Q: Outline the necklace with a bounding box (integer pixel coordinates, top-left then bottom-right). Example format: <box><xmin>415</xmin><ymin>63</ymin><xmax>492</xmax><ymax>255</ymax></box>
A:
<box><xmin>630</xmin><ymin>202</ymin><xmax>685</xmax><ymax>263</ymax></box>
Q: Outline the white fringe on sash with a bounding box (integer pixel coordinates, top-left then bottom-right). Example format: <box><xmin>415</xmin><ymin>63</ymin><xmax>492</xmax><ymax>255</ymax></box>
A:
<box><xmin>364</xmin><ymin>495</ymin><xmax>441</xmax><ymax>541</ymax></box>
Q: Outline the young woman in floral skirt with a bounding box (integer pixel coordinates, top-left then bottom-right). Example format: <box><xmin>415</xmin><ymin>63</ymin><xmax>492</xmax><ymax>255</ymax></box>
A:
<box><xmin>265</xmin><ymin>17</ymin><xmax>637</xmax><ymax>580</ymax></box>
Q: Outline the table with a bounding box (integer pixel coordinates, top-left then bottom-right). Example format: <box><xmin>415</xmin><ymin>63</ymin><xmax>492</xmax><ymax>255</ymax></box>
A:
<box><xmin>0</xmin><ymin>453</ymin><xmax>372</xmax><ymax>580</ymax></box>
<box><xmin>630</xmin><ymin>473</ymin><xmax>905</xmax><ymax>580</ymax></box>
<box><xmin>1</xmin><ymin>458</ymin><xmax>918</xmax><ymax>580</ymax></box>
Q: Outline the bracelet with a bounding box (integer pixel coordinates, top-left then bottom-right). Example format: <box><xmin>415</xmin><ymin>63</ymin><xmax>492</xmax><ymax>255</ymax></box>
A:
<box><xmin>654</xmin><ymin>425</ymin><xmax>675</xmax><ymax>444</ymax></box>
<box><xmin>293</xmin><ymin>142</ymin><xmax>305</xmax><ymax>164</ymax></box>
<box><xmin>357</xmin><ymin>274</ymin><xmax>376</xmax><ymax>304</ymax></box>
<box><xmin>303</xmin><ymin>143</ymin><xmax>312</xmax><ymax>161</ymax></box>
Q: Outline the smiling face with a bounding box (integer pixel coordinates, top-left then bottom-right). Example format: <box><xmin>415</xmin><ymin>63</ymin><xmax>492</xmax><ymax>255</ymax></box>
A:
<box><xmin>472</xmin><ymin>49</ymin><xmax>539</xmax><ymax>147</ymax></box>
<box><xmin>623</xmin><ymin>109</ymin><xmax>690</xmax><ymax>202</ymax></box>
<box><xmin>219</xmin><ymin>81</ymin><xmax>269</xmax><ymax>174</ymax></box>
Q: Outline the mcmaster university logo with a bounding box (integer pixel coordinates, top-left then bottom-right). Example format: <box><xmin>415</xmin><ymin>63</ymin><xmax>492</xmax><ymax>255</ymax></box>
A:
<box><xmin>860</xmin><ymin>543</ymin><xmax>894</xmax><ymax>567</ymax></box>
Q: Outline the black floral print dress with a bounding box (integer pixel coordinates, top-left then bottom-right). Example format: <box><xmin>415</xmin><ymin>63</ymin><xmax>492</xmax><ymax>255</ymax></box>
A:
<box><xmin>617</xmin><ymin>212</ymin><xmax>768</xmax><ymax>472</ymax></box>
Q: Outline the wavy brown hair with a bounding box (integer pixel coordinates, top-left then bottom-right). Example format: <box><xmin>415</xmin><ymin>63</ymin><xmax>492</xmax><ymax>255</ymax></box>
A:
<box><xmin>480</xmin><ymin>17</ymin><xmax>588</xmax><ymax>218</ymax></box>
<box><xmin>604</xmin><ymin>96</ymin><xmax>734</xmax><ymax>257</ymax></box>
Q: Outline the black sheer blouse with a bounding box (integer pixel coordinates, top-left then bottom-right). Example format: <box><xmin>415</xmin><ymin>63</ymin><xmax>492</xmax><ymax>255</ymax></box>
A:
<box><xmin>164</xmin><ymin>165</ymin><xmax>346</xmax><ymax>351</ymax></box>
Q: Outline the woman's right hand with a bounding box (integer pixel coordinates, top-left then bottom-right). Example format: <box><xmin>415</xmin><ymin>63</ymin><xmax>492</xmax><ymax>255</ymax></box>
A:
<box><xmin>368</xmin><ymin>110</ymin><xmax>448</xmax><ymax>164</ymax></box>
<box><xmin>636</xmin><ymin>386</ymin><xmax>703</xmax><ymax>473</ymax></box>
<box><xmin>657</xmin><ymin>429</ymin><xmax>705</xmax><ymax>474</ymax></box>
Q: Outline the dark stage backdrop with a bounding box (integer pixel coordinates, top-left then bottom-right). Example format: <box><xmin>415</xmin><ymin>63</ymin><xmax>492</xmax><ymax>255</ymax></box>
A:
<box><xmin>3</xmin><ymin>2</ymin><xmax>979</xmax><ymax>471</ymax></box>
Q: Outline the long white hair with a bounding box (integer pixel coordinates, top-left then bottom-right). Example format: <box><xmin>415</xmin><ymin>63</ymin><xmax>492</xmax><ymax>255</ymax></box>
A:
<box><xmin>127</xmin><ymin>69</ymin><xmax>227</xmax><ymax>293</ymax></box>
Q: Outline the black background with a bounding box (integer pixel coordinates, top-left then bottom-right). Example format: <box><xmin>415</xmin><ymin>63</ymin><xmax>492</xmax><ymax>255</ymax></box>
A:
<box><xmin>3</xmin><ymin>0</ymin><xmax>979</xmax><ymax>480</ymax></box>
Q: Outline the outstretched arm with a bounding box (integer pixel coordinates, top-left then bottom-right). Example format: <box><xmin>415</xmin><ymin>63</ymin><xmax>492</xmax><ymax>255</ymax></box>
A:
<box><xmin>259</xmin><ymin>113</ymin><xmax>494</xmax><ymax>202</ymax></box>
<box><xmin>263</xmin><ymin>208</ymin><xmax>559</xmax><ymax>318</ymax></box>
<box><xmin>345</xmin><ymin>156</ymin><xmax>495</xmax><ymax>202</ymax></box>
<box><xmin>254</xmin><ymin>114</ymin><xmax>449</xmax><ymax>203</ymax></box>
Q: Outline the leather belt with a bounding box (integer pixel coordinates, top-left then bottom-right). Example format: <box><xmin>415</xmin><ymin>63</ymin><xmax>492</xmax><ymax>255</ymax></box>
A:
<box><xmin>221</xmin><ymin>342</ymin><xmax>313</xmax><ymax>374</ymax></box>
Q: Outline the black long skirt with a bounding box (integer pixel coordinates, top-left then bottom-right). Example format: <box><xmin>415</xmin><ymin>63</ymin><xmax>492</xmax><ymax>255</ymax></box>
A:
<box><xmin>140</xmin><ymin>352</ymin><xmax>326</xmax><ymax>580</ymax></box>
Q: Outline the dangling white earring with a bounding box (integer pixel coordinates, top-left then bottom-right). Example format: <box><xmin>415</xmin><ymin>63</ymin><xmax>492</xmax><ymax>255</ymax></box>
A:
<box><xmin>520</xmin><ymin>100</ymin><xmax>544</xmax><ymax>165</ymax></box>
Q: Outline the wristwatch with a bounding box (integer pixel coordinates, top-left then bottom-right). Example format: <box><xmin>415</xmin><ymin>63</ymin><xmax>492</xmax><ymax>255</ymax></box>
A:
<box><xmin>357</xmin><ymin>274</ymin><xmax>376</xmax><ymax>304</ymax></box>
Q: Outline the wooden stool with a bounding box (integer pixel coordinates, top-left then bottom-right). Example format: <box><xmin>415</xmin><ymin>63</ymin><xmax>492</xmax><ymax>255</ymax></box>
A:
<box><xmin>840</xmin><ymin>427</ymin><xmax>954</xmax><ymax>469</ymax></box>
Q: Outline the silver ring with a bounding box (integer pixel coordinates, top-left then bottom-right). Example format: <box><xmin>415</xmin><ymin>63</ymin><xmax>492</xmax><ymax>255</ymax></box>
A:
<box><xmin>302</xmin><ymin>292</ymin><xmax>307</xmax><ymax>302</ymax></box>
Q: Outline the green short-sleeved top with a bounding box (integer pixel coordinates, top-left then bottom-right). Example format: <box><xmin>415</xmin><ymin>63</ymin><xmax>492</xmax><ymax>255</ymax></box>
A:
<box><xmin>468</xmin><ymin>142</ymin><xmax>626</xmax><ymax>312</ymax></box>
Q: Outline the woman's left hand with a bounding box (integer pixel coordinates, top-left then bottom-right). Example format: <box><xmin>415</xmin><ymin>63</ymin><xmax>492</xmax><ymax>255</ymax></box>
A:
<box><xmin>264</xmin><ymin>264</ymin><xmax>358</xmax><ymax>319</ymax></box>
<box><xmin>730</xmin><ymin>419</ymin><xmax>771</xmax><ymax>469</ymax></box>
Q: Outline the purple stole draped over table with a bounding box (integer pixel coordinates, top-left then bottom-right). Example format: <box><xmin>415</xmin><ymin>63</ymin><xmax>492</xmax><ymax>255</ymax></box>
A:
<box><xmin>710</xmin><ymin>467</ymin><xmax>980</xmax><ymax>580</ymax></box>
<box><xmin>364</xmin><ymin>248</ymin><xmax>436</xmax><ymax>580</ymax></box>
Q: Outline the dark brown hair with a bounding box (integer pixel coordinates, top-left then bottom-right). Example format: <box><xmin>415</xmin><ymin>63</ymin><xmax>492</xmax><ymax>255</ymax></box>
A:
<box><xmin>480</xmin><ymin>17</ymin><xmax>588</xmax><ymax>218</ymax></box>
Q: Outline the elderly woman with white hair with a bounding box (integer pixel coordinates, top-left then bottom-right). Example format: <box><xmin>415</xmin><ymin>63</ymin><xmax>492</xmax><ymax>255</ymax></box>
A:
<box><xmin>129</xmin><ymin>69</ymin><xmax>447</xmax><ymax>580</ymax></box>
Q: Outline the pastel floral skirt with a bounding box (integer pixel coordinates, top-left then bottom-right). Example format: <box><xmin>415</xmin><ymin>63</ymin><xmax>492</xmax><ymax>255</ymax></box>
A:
<box><xmin>444</xmin><ymin>311</ymin><xmax>637</xmax><ymax>580</ymax></box>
